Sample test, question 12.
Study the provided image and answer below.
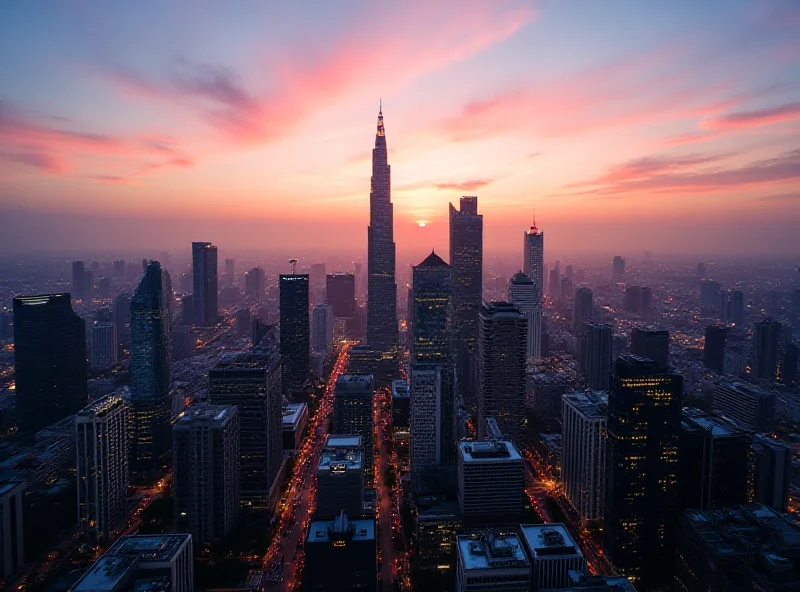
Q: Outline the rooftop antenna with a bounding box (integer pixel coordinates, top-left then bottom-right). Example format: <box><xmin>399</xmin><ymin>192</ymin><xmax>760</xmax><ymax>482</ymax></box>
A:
<box><xmin>289</xmin><ymin>258</ymin><xmax>298</xmax><ymax>275</ymax></box>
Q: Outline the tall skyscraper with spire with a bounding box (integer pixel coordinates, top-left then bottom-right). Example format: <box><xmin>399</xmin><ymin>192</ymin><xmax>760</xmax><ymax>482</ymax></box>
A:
<box><xmin>366</xmin><ymin>103</ymin><xmax>398</xmax><ymax>352</ymax></box>
<box><xmin>523</xmin><ymin>217</ymin><xmax>544</xmax><ymax>300</ymax></box>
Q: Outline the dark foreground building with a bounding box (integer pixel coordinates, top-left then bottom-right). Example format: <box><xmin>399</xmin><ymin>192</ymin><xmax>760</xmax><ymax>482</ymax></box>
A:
<box><xmin>303</xmin><ymin>512</ymin><xmax>377</xmax><ymax>591</ymax></box>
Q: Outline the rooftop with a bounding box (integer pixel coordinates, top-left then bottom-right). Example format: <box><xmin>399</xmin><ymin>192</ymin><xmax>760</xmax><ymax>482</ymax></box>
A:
<box><xmin>175</xmin><ymin>404</ymin><xmax>235</xmax><ymax>427</ymax></box>
<box><xmin>319</xmin><ymin>448</ymin><xmax>362</xmax><ymax>472</ymax></box>
<box><xmin>481</xmin><ymin>301</ymin><xmax>524</xmax><ymax>318</ymax></box>
<box><xmin>392</xmin><ymin>380</ymin><xmax>409</xmax><ymax>398</ymax></box>
<box><xmin>459</xmin><ymin>440</ymin><xmax>522</xmax><ymax>463</ymax></box>
<box><xmin>72</xmin><ymin>555</ymin><xmax>139</xmax><ymax>591</ymax></box>
<box><xmin>714</xmin><ymin>380</ymin><xmax>773</xmax><ymax>398</ymax></box>
<box><xmin>457</xmin><ymin>534</ymin><xmax>530</xmax><ymax>571</ymax></box>
<box><xmin>282</xmin><ymin>402</ymin><xmax>307</xmax><ymax>427</ymax></box>
<box><xmin>325</xmin><ymin>434</ymin><xmax>362</xmax><ymax>450</ymax></box>
<box><xmin>335</xmin><ymin>374</ymin><xmax>374</xmax><ymax>394</ymax></box>
<box><xmin>108</xmin><ymin>534</ymin><xmax>190</xmax><ymax>563</ymax></box>
<box><xmin>417</xmin><ymin>250</ymin><xmax>449</xmax><ymax>268</ymax></box>
<box><xmin>77</xmin><ymin>394</ymin><xmax>126</xmax><ymax>419</ymax></box>
<box><xmin>306</xmin><ymin>514</ymin><xmax>375</xmax><ymax>544</ymax></box>
<box><xmin>563</xmin><ymin>391</ymin><xmax>608</xmax><ymax>419</ymax></box>
<box><xmin>682</xmin><ymin>408</ymin><xmax>745</xmax><ymax>438</ymax></box>
<box><xmin>520</xmin><ymin>524</ymin><xmax>584</xmax><ymax>559</ymax></box>
<box><xmin>0</xmin><ymin>480</ymin><xmax>25</xmax><ymax>497</ymax></box>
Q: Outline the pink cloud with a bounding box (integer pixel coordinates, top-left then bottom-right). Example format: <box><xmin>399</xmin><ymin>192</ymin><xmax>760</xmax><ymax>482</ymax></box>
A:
<box><xmin>434</xmin><ymin>179</ymin><xmax>494</xmax><ymax>191</ymax></box>
<box><xmin>0</xmin><ymin>149</ymin><xmax>67</xmax><ymax>173</ymax></box>
<box><xmin>700</xmin><ymin>101</ymin><xmax>800</xmax><ymax>130</ymax></box>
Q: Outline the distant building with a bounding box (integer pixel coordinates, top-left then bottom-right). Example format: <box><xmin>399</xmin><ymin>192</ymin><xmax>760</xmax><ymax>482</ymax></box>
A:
<box><xmin>781</xmin><ymin>342</ymin><xmax>798</xmax><ymax>384</ymax></box>
<box><xmin>520</xmin><ymin>523</ymin><xmax>587</xmax><ymax>591</ymax></box>
<box><xmin>750</xmin><ymin>434</ymin><xmax>792</xmax><ymax>512</ymax></box>
<box><xmin>91</xmin><ymin>322</ymin><xmax>118</xmax><ymax>369</ymax></box>
<box><xmin>311</xmin><ymin>303</ymin><xmax>334</xmax><ymax>355</ymax></box>
<box><xmin>509</xmin><ymin>272</ymin><xmax>543</xmax><ymax>358</ymax></box>
<box><xmin>282</xmin><ymin>402</ymin><xmax>308</xmax><ymax>452</ymax></box>
<box><xmin>456</xmin><ymin>533</ymin><xmax>531</xmax><ymax>592</ymax></box>
<box><xmin>73</xmin><ymin>534</ymin><xmax>193</xmax><ymax>592</ymax></box>
<box><xmin>209</xmin><ymin>344</ymin><xmax>282</xmax><ymax>503</ymax></box>
<box><xmin>279</xmin><ymin>273</ymin><xmax>310</xmax><ymax>395</ymax></box>
<box><xmin>530</xmin><ymin>372</ymin><xmax>574</xmax><ymax>423</ymax></box>
<box><xmin>316</xmin><ymin>438</ymin><xmax>364</xmax><ymax>519</ymax></box>
<box><xmin>753</xmin><ymin>318</ymin><xmax>781</xmax><ymax>381</ymax></box>
<box><xmin>457</xmin><ymin>440</ymin><xmax>523</xmax><ymax>524</ymax></box>
<box><xmin>704</xmin><ymin>325</ymin><xmax>727</xmax><ymax>374</ymax></box>
<box><xmin>630</xmin><ymin>327</ymin><xmax>669</xmax><ymax>367</ymax></box>
<box><xmin>561</xmin><ymin>391</ymin><xmax>607</xmax><ymax>522</ymax></box>
<box><xmin>173</xmin><ymin>405</ymin><xmax>240</xmax><ymax>545</ymax></box>
<box><xmin>13</xmin><ymin>293</ymin><xmax>88</xmax><ymax>439</ymax></box>
<box><xmin>580</xmin><ymin>323</ymin><xmax>613</xmax><ymax>391</ymax></box>
<box><xmin>303</xmin><ymin>513</ymin><xmax>377</xmax><ymax>592</ymax></box>
<box><xmin>712</xmin><ymin>380</ymin><xmax>775</xmax><ymax>432</ymax></box>
<box><xmin>334</xmin><ymin>375</ymin><xmax>375</xmax><ymax>486</ymax></box>
<box><xmin>604</xmin><ymin>355</ymin><xmax>682</xmax><ymax>588</ymax></box>
<box><xmin>0</xmin><ymin>481</ymin><xmax>25</xmax><ymax>580</ymax></box>
<box><xmin>245</xmin><ymin>267</ymin><xmax>264</xmax><ymax>303</ymax></box>
<box><xmin>327</xmin><ymin>272</ymin><xmax>356</xmax><ymax>339</ymax></box>
<box><xmin>523</xmin><ymin>218</ymin><xmax>544</xmax><ymax>295</ymax></box>
<box><xmin>679</xmin><ymin>408</ymin><xmax>749</xmax><ymax>510</ymax></box>
<box><xmin>192</xmin><ymin>242</ymin><xmax>218</xmax><ymax>326</ymax></box>
<box><xmin>76</xmin><ymin>395</ymin><xmax>129</xmax><ymax>543</ymax></box>
<box><xmin>611</xmin><ymin>256</ymin><xmax>625</xmax><ymax>282</ymax></box>
<box><xmin>572</xmin><ymin>287</ymin><xmax>593</xmax><ymax>335</ymax></box>
<box><xmin>675</xmin><ymin>505</ymin><xmax>800</xmax><ymax>592</ymax></box>
<box><xmin>726</xmin><ymin>289</ymin><xmax>745</xmax><ymax>326</ymax></box>
<box><xmin>477</xmin><ymin>303</ymin><xmax>527</xmax><ymax>445</ymax></box>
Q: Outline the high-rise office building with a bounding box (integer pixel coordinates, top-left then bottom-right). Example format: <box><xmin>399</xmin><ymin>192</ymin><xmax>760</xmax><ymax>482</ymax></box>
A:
<box><xmin>700</xmin><ymin>279</ymin><xmax>722</xmax><ymax>314</ymax></box>
<box><xmin>678</xmin><ymin>408</ymin><xmax>749</xmax><ymax>511</ymax></box>
<box><xmin>76</xmin><ymin>394</ymin><xmax>129</xmax><ymax>543</ymax></box>
<box><xmin>727</xmin><ymin>289</ymin><xmax>745</xmax><ymax>326</ymax></box>
<box><xmin>703</xmin><ymin>324</ymin><xmax>727</xmax><ymax>374</ymax></box>
<box><xmin>72</xmin><ymin>260</ymin><xmax>86</xmax><ymax>301</ymax></box>
<box><xmin>304</xmin><ymin>513</ymin><xmax>377</xmax><ymax>592</ymax></box>
<box><xmin>224</xmin><ymin>257</ymin><xmax>235</xmax><ymax>286</ymax></box>
<box><xmin>572</xmin><ymin>287</ymin><xmax>593</xmax><ymax>335</ymax></box>
<box><xmin>548</xmin><ymin>268</ymin><xmax>560</xmax><ymax>298</ymax></box>
<box><xmin>450</xmin><ymin>196</ymin><xmax>483</xmax><ymax>406</ymax></box>
<box><xmin>456</xmin><ymin>533</ymin><xmax>531</xmax><ymax>592</ymax></box>
<box><xmin>316</xmin><ymin>436</ymin><xmax>364</xmax><ymax>519</ymax></box>
<box><xmin>580</xmin><ymin>322</ymin><xmax>613</xmax><ymax>391</ymax></box>
<box><xmin>604</xmin><ymin>355</ymin><xmax>683</xmax><ymax>587</ymax></box>
<box><xmin>712</xmin><ymin>380</ymin><xmax>775</xmax><ymax>432</ymax></box>
<box><xmin>508</xmin><ymin>272</ymin><xmax>542</xmax><ymax>359</ymax></box>
<box><xmin>366</xmin><ymin>105</ymin><xmax>398</xmax><ymax>353</ymax></box>
<box><xmin>279</xmin><ymin>273</ymin><xmax>310</xmax><ymax>395</ymax></box>
<box><xmin>191</xmin><ymin>241</ymin><xmax>218</xmax><ymax>326</ymax></box>
<box><xmin>782</xmin><ymin>342</ymin><xmax>798</xmax><ymax>384</ymax></box>
<box><xmin>523</xmin><ymin>218</ymin><xmax>544</xmax><ymax>296</ymax></box>
<box><xmin>209</xmin><ymin>341</ymin><xmax>282</xmax><ymax>503</ymax></box>
<box><xmin>129</xmin><ymin>261</ymin><xmax>171</xmax><ymax>473</ymax></box>
<box><xmin>750</xmin><ymin>434</ymin><xmax>792</xmax><ymax>512</ymax></box>
<box><xmin>311</xmin><ymin>304</ymin><xmax>334</xmax><ymax>355</ymax></box>
<box><xmin>173</xmin><ymin>405</ymin><xmax>240</xmax><ymax>545</ymax></box>
<box><xmin>561</xmin><ymin>391</ymin><xmax>607</xmax><ymax>522</ymax></box>
<box><xmin>13</xmin><ymin>293</ymin><xmax>87</xmax><ymax>439</ymax></box>
<box><xmin>91</xmin><ymin>322</ymin><xmax>118</xmax><ymax>369</ymax></box>
<box><xmin>326</xmin><ymin>273</ymin><xmax>356</xmax><ymax>317</ymax></box>
<box><xmin>410</xmin><ymin>366</ymin><xmax>455</xmax><ymax>485</ymax></box>
<box><xmin>334</xmin><ymin>375</ymin><xmax>375</xmax><ymax>486</ymax></box>
<box><xmin>245</xmin><ymin>267</ymin><xmax>264</xmax><ymax>303</ymax></box>
<box><xmin>113</xmin><ymin>292</ymin><xmax>131</xmax><ymax>352</ymax></box>
<box><xmin>0</xmin><ymin>480</ymin><xmax>25</xmax><ymax>580</ymax></box>
<box><xmin>753</xmin><ymin>318</ymin><xmax>781</xmax><ymax>381</ymax></box>
<box><xmin>477</xmin><ymin>303</ymin><xmax>527</xmax><ymax>445</ymax></box>
<box><xmin>113</xmin><ymin>259</ymin><xmax>125</xmax><ymax>278</ymax></box>
<box><xmin>630</xmin><ymin>327</ymin><xmax>669</xmax><ymax>367</ymax></box>
<box><xmin>457</xmin><ymin>440</ymin><xmax>523</xmax><ymax>523</ymax></box>
<box><xmin>520</xmin><ymin>524</ymin><xmax>587</xmax><ymax>592</ymax></box>
<box><xmin>410</xmin><ymin>252</ymin><xmax>452</xmax><ymax>366</ymax></box>
<box><xmin>309</xmin><ymin>262</ymin><xmax>327</xmax><ymax>305</ymax></box>
<box><xmin>612</xmin><ymin>256</ymin><xmax>625</xmax><ymax>282</ymax></box>
<box><xmin>560</xmin><ymin>276</ymin><xmax>573</xmax><ymax>303</ymax></box>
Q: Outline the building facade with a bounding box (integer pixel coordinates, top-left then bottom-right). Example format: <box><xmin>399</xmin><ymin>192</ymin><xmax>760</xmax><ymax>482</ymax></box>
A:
<box><xmin>456</xmin><ymin>534</ymin><xmax>531</xmax><ymax>592</ymax></box>
<box><xmin>334</xmin><ymin>375</ymin><xmax>375</xmax><ymax>486</ymax></box>
<box><xmin>279</xmin><ymin>273</ymin><xmax>310</xmax><ymax>395</ymax></box>
<box><xmin>520</xmin><ymin>524</ymin><xmax>587</xmax><ymax>592</ymax></box>
<box><xmin>508</xmin><ymin>272</ymin><xmax>542</xmax><ymax>359</ymax></box>
<box><xmin>580</xmin><ymin>322</ymin><xmax>613</xmax><ymax>391</ymax></box>
<box><xmin>191</xmin><ymin>241</ymin><xmax>218</xmax><ymax>326</ymax></box>
<box><xmin>457</xmin><ymin>440</ymin><xmax>523</xmax><ymax>523</ymax></box>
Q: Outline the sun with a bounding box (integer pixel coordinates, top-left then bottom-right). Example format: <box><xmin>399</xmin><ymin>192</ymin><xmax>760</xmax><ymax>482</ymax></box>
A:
<box><xmin>418</xmin><ymin>221</ymin><xmax>426</xmax><ymax>227</ymax></box>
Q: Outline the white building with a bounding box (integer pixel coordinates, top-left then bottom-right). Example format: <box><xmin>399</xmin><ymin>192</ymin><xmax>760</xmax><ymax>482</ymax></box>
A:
<box><xmin>91</xmin><ymin>322</ymin><xmax>118</xmax><ymax>369</ymax></box>
<box><xmin>311</xmin><ymin>303</ymin><xmax>334</xmax><ymax>354</ymax></box>
<box><xmin>508</xmin><ymin>271</ymin><xmax>542</xmax><ymax>359</ymax></box>
<box><xmin>520</xmin><ymin>523</ymin><xmax>587</xmax><ymax>591</ymax></box>
<box><xmin>561</xmin><ymin>391</ymin><xmax>607</xmax><ymax>522</ymax></box>
<box><xmin>0</xmin><ymin>480</ymin><xmax>25</xmax><ymax>580</ymax></box>
<box><xmin>457</xmin><ymin>440</ymin><xmax>524</xmax><ymax>518</ymax></box>
<box><xmin>76</xmin><ymin>394</ymin><xmax>129</xmax><ymax>542</ymax></box>
<box><xmin>456</xmin><ymin>534</ymin><xmax>531</xmax><ymax>592</ymax></box>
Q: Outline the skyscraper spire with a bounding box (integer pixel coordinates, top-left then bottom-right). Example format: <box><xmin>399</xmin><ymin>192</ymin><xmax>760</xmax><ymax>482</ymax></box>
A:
<box><xmin>376</xmin><ymin>101</ymin><xmax>385</xmax><ymax>137</ymax></box>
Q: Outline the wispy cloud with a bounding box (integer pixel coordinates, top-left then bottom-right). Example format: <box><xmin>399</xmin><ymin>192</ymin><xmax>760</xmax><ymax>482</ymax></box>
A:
<box><xmin>0</xmin><ymin>149</ymin><xmax>66</xmax><ymax>173</ymax></box>
<box><xmin>434</xmin><ymin>179</ymin><xmax>494</xmax><ymax>191</ymax></box>
<box><xmin>701</xmin><ymin>101</ymin><xmax>800</xmax><ymax>130</ymax></box>
<box><xmin>759</xmin><ymin>191</ymin><xmax>800</xmax><ymax>201</ymax></box>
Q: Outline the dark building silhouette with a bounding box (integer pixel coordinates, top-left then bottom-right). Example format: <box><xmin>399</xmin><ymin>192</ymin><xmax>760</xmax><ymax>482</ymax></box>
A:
<box><xmin>279</xmin><ymin>273</ymin><xmax>310</xmax><ymax>396</ymax></box>
<box><xmin>191</xmin><ymin>241</ymin><xmax>218</xmax><ymax>326</ymax></box>
<box><xmin>750</xmin><ymin>434</ymin><xmax>792</xmax><ymax>513</ymax></box>
<box><xmin>13</xmin><ymin>293</ymin><xmax>87</xmax><ymax>439</ymax></box>
<box><xmin>580</xmin><ymin>323</ymin><xmax>613</xmax><ymax>391</ymax></box>
<box><xmin>326</xmin><ymin>273</ymin><xmax>356</xmax><ymax>318</ymax></box>
<box><xmin>604</xmin><ymin>355</ymin><xmax>683</xmax><ymax>588</ymax></box>
<box><xmin>366</xmin><ymin>105</ymin><xmax>398</xmax><ymax>353</ymax></box>
<box><xmin>245</xmin><ymin>267</ymin><xmax>264</xmax><ymax>303</ymax></box>
<box><xmin>703</xmin><ymin>325</ymin><xmax>727</xmax><ymax>374</ymax></box>
<box><xmin>753</xmin><ymin>318</ymin><xmax>781</xmax><ymax>381</ymax></box>
<box><xmin>612</xmin><ymin>256</ymin><xmax>625</xmax><ymax>282</ymax></box>
<box><xmin>726</xmin><ymin>289</ymin><xmax>745</xmax><ymax>326</ymax></box>
<box><xmin>129</xmin><ymin>262</ymin><xmax>172</xmax><ymax>472</ymax></box>
<box><xmin>477</xmin><ymin>302</ymin><xmax>527</xmax><ymax>445</ymax></box>
<box><xmin>450</xmin><ymin>196</ymin><xmax>483</xmax><ymax>408</ymax></box>
<box><xmin>572</xmin><ymin>287</ymin><xmax>593</xmax><ymax>335</ymax></box>
<box><xmin>303</xmin><ymin>513</ymin><xmax>377</xmax><ymax>592</ymax></box>
<box><xmin>630</xmin><ymin>327</ymin><xmax>669</xmax><ymax>367</ymax></box>
<box><xmin>781</xmin><ymin>342</ymin><xmax>798</xmax><ymax>384</ymax></box>
<box><xmin>679</xmin><ymin>409</ymin><xmax>749</xmax><ymax>511</ymax></box>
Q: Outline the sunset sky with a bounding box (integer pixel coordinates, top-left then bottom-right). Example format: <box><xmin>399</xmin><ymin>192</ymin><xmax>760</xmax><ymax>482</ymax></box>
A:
<box><xmin>1</xmin><ymin>0</ymin><xmax>799</xmax><ymax>256</ymax></box>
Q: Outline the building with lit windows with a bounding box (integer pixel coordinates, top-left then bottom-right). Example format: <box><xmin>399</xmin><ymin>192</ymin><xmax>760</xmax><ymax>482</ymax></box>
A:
<box><xmin>173</xmin><ymin>405</ymin><xmax>239</xmax><ymax>545</ymax></box>
<box><xmin>91</xmin><ymin>322</ymin><xmax>118</xmax><ymax>369</ymax></box>
<box><xmin>316</xmin><ymin>437</ymin><xmax>364</xmax><ymax>519</ymax></box>
<box><xmin>456</xmin><ymin>533</ymin><xmax>531</xmax><ymax>592</ymax></box>
<box><xmin>209</xmin><ymin>341</ymin><xmax>282</xmax><ymax>504</ymax></box>
<box><xmin>520</xmin><ymin>524</ymin><xmax>587</xmax><ymax>591</ymax></box>
<box><xmin>303</xmin><ymin>513</ymin><xmax>377</xmax><ymax>592</ymax></box>
<box><xmin>457</xmin><ymin>440</ymin><xmax>523</xmax><ymax>524</ymax></box>
<box><xmin>191</xmin><ymin>241</ymin><xmax>218</xmax><ymax>326</ymax></box>
<box><xmin>334</xmin><ymin>375</ymin><xmax>375</xmax><ymax>486</ymax></box>
<box><xmin>279</xmin><ymin>273</ymin><xmax>310</xmax><ymax>395</ymax></box>
<box><xmin>76</xmin><ymin>394</ymin><xmax>129</xmax><ymax>543</ymax></box>
<box><xmin>561</xmin><ymin>391</ymin><xmax>607</xmax><ymax>522</ymax></box>
<box><xmin>603</xmin><ymin>355</ymin><xmax>682</xmax><ymax>588</ymax></box>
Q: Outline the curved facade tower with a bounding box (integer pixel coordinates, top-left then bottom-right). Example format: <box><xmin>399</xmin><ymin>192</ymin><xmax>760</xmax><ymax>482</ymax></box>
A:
<box><xmin>366</xmin><ymin>105</ymin><xmax>398</xmax><ymax>351</ymax></box>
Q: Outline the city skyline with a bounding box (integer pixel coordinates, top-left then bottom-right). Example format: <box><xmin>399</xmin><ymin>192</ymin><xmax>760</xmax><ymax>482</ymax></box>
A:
<box><xmin>1</xmin><ymin>1</ymin><xmax>799</xmax><ymax>255</ymax></box>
